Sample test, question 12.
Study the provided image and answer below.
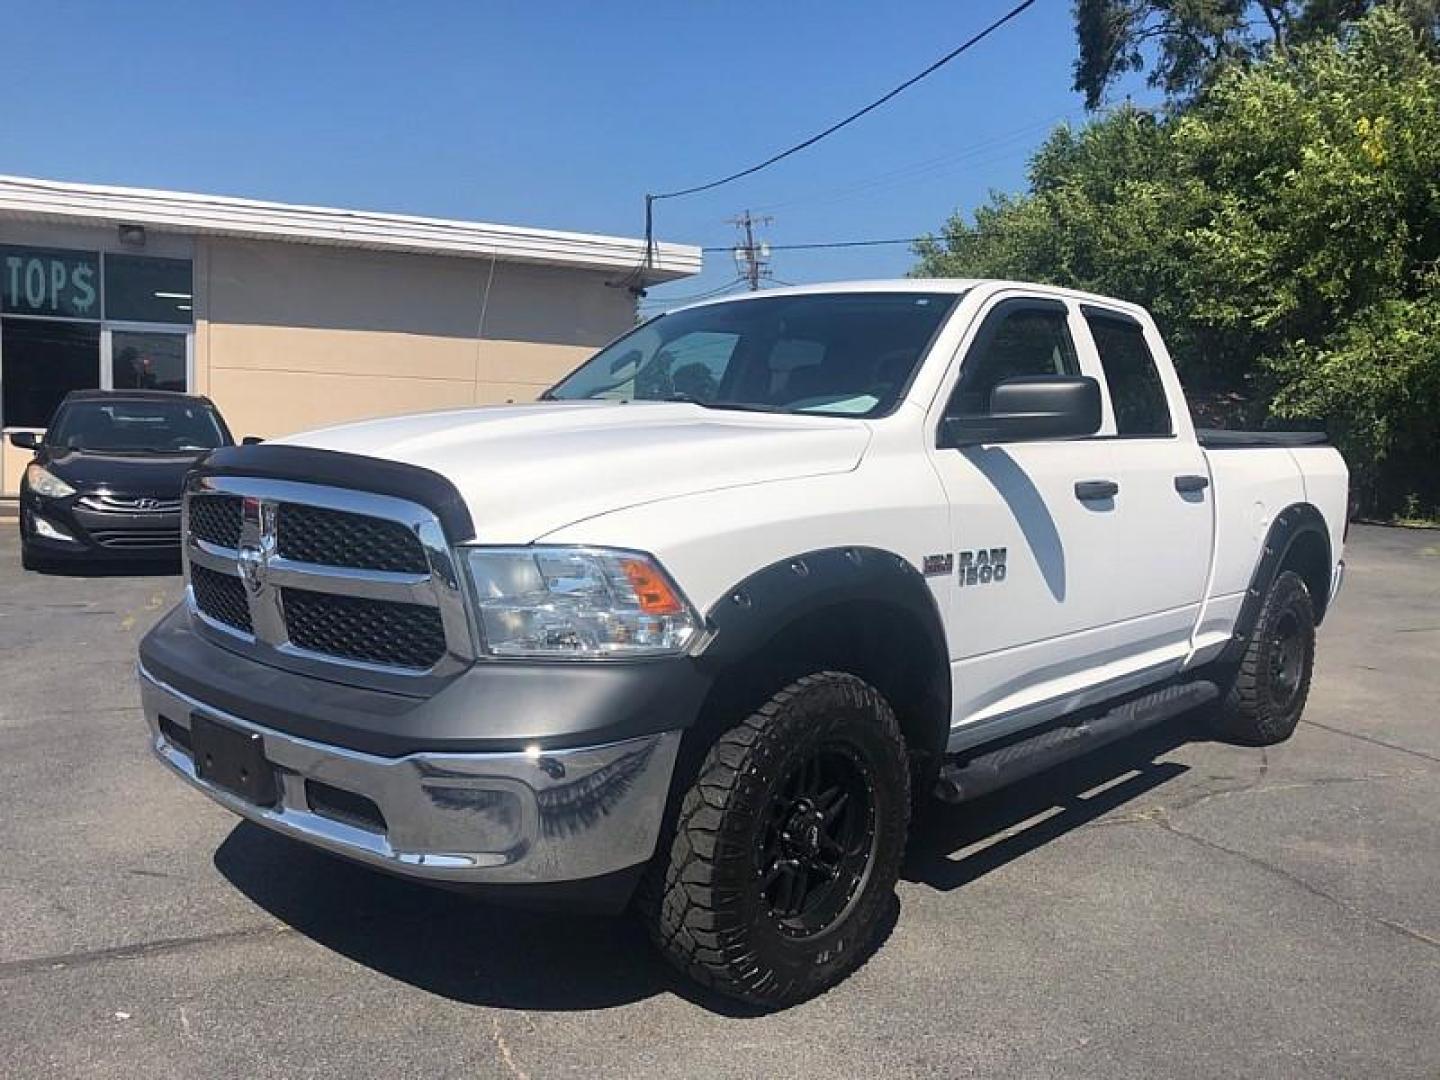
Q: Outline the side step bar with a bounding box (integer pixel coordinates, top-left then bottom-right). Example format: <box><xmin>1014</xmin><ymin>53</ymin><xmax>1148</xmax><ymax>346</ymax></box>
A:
<box><xmin>934</xmin><ymin>679</ymin><xmax>1219</xmax><ymax>804</ymax></box>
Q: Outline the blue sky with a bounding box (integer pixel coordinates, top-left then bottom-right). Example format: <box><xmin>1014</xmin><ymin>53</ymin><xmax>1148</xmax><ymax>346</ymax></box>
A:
<box><xmin>0</xmin><ymin>0</ymin><xmax>1147</xmax><ymax>306</ymax></box>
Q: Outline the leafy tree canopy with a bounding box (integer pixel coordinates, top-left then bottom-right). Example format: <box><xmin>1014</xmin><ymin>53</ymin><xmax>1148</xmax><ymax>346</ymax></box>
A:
<box><xmin>1073</xmin><ymin>0</ymin><xmax>1436</xmax><ymax>107</ymax></box>
<box><xmin>918</xmin><ymin>9</ymin><xmax>1440</xmax><ymax>513</ymax></box>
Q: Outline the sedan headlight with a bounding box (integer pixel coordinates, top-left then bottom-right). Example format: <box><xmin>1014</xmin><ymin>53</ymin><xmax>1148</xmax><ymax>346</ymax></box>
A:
<box><xmin>464</xmin><ymin>546</ymin><xmax>702</xmax><ymax>658</ymax></box>
<box><xmin>24</xmin><ymin>463</ymin><xmax>75</xmax><ymax>499</ymax></box>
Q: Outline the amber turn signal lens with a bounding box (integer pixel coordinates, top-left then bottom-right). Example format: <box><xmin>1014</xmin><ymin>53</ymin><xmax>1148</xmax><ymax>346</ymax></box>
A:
<box><xmin>620</xmin><ymin>558</ymin><xmax>685</xmax><ymax>614</ymax></box>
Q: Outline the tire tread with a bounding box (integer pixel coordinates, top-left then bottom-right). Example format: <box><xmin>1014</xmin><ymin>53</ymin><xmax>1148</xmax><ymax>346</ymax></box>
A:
<box><xmin>649</xmin><ymin>671</ymin><xmax>908</xmax><ymax>1006</ymax></box>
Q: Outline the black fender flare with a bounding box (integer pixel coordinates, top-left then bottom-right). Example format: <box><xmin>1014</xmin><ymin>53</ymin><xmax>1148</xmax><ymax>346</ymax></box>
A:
<box><xmin>693</xmin><ymin>546</ymin><xmax>951</xmax><ymax>760</ymax></box>
<box><xmin>1219</xmin><ymin>502</ymin><xmax>1333</xmax><ymax>664</ymax></box>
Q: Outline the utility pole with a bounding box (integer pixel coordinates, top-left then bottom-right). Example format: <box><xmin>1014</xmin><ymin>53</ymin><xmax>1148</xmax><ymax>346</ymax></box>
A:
<box><xmin>729</xmin><ymin>210</ymin><xmax>773</xmax><ymax>290</ymax></box>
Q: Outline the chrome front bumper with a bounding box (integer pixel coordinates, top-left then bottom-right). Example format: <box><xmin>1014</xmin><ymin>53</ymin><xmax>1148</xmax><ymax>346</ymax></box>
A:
<box><xmin>138</xmin><ymin>664</ymin><xmax>681</xmax><ymax>885</ymax></box>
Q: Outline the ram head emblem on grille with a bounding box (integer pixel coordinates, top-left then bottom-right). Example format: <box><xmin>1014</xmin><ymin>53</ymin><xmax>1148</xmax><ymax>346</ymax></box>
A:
<box><xmin>236</xmin><ymin>495</ymin><xmax>273</xmax><ymax>596</ymax></box>
<box><xmin>237</xmin><ymin>542</ymin><xmax>268</xmax><ymax>595</ymax></box>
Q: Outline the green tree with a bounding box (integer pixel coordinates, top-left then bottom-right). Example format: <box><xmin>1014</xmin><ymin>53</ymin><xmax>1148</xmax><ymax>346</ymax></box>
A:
<box><xmin>1072</xmin><ymin>0</ymin><xmax>1436</xmax><ymax>107</ymax></box>
<box><xmin>918</xmin><ymin>9</ymin><xmax>1440</xmax><ymax>513</ymax></box>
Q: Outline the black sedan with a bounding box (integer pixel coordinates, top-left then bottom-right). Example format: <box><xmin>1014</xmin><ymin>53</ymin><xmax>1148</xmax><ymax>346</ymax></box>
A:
<box><xmin>12</xmin><ymin>390</ymin><xmax>234</xmax><ymax>571</ymax></box>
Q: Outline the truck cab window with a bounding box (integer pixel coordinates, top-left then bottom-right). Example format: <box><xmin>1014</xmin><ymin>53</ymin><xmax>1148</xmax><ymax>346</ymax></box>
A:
<box><xmin>950</xmin><ymin>300</ymin><xmax>1079</xmax><ymax>416</ymax></box>
<box><xmin>1083</xmin><ymin>308</ymin><xmax>1172</xmax><ymax>437</ymax></box>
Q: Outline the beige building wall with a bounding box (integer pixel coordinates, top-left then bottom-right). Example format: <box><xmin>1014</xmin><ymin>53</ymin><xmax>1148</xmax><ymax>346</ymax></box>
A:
<box><xmin>198</xmin><ymin>238</ymin><xmax>636</xmax><ymax>439</ymax></box>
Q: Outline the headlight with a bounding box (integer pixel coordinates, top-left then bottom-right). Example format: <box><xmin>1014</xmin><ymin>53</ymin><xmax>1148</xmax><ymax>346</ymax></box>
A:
<box><xmin>464</xmin><ymin>546</ymin><xmax>702</xmax><ymax>659</ymax></box>
<box><xmin>24</xmin><ymin>464</ymin><xmax>75</xmax><ymax>499</ymax></box>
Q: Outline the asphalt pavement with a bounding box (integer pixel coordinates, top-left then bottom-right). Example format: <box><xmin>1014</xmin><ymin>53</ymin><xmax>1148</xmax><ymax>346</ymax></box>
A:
<box><xmin>1</xmin><ymin>525</ymin><xmax>1437</xmax><ymax>1078</ymax></box>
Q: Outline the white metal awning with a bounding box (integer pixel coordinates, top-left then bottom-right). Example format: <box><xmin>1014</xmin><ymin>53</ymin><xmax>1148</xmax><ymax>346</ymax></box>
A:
<box><xmin>0</xmin><ymin>174</ymin><xmax>701</xmax><ymax>283</ymax></box>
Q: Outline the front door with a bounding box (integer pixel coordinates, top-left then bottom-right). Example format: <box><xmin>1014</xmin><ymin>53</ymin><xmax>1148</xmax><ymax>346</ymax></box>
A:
<box><xmin>928</xmin><ymin>295</ymin><xmax>1122</xmax><ymax>740</ymax></box>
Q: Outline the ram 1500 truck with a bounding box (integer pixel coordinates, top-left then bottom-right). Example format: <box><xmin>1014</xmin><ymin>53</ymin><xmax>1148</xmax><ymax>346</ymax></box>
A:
<box><xmin>138</xmin><ymin>280</ymin><xmax>1348</xmax><ymax>1007</ymax></box>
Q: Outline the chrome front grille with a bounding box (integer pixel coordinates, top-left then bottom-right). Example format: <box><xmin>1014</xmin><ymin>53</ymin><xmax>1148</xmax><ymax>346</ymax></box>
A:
<box><xmin>276</xmin><ymin>503</ymin><xmax>429</xmax><ymax>573</ymax></box>
<box><xmin>188</xmin><ymin>492</ymin><xmax>243</xmax><ymax>548</ymax></box>
<box><xmin>77</xmin><ymin>493</ymin><xmax>184</xmax><ymax>514</ymax></box>
<box><xmin>280</xmin><ymin>587</ymin><xmax>447</xmax><ymax>668</ymax></box>
<box><xmin>192</xmin><ymin>563</ymin><xmax>254</xmax><ymax>633</ymax></box>
<box><xmin>183</xmin><ymin>476</ymin><xmax>472</xmax><ymax>682</ymax></box>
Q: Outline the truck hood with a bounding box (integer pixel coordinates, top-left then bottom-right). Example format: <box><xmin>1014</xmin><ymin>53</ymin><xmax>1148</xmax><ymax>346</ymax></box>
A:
<box><xmin>275</xmin><ymin>401</ymin><xmax>870</xmax><ymax>542</ymax></box>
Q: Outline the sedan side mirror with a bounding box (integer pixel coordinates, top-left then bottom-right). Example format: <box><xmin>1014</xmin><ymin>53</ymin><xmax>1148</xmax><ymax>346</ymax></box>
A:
<box><xmin>940</xmin><ymin>376</ymin><xmax>1102</xmax><ymax>448</ymax></box>
<box><xmin>241</xmin><ymin>436</ymin><xmax>265</xmax><ymax>446</ymax></box>
<box><xmin>8</xmin><ymin>431</ymin><xmax>39</xmax><ymax>450</ymax></box>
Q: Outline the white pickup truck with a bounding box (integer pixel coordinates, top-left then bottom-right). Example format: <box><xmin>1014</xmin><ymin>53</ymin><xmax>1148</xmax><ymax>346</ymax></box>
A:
<box><xmin>138</xmin><ymin>280</ymin><xmax>1348</xmax><ymax>1007</ymax></box>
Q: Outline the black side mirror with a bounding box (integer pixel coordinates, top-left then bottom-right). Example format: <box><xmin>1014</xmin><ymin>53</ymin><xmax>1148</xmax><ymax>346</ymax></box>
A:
<box><xmin>8</xmin><ymin>431</ymin><xmax>39</xmax><ymax>450</ymax></box>
<box><xmin>241</xmin><ymin>436</ymin><xmax>265</xmax><ymax>446</ymax></box>
<box><xmin>940</xmin><ymin>376</ymin><xmax>1102</xmax><ymax>448</ymax></box>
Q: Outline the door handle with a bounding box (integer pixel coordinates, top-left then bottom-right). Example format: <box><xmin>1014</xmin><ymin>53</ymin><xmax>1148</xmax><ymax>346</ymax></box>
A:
<box><xmin>1174</xmin><ymin>474</ymin><xmax>1210</xmax><ymax>493</ymax></box>
<box><xmin>1074</xmin><ymin>479</ymin><xmax>1119</xmax><ymax>501</ymax></box>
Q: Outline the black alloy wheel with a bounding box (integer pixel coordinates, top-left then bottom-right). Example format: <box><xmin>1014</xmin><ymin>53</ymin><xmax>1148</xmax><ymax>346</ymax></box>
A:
<box><xmin>649</xmin><ymin>671</ymin><xmax>910</xmax><ymax>1008</ymax></box>
<box><xmin>758</xmin><ymin>745</ymin><xmax>877</xmax><ymax>939</ymax></box>
<box><xmin>1267</xmin><ymin>609</ymin><xmax>1307</xmax><ymax>714</ymax></box>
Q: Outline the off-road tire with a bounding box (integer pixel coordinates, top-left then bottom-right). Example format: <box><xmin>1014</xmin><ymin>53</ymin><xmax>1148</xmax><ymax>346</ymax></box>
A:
<box><xmin>1213</xmin><ymin>570</ymin><xmax>1316</xmax><ymax>746</ymax></box>
<box><xmin>650</xmin><ymin>671</ymin><xmax>910</xmax><ymax>1008</ymax></box>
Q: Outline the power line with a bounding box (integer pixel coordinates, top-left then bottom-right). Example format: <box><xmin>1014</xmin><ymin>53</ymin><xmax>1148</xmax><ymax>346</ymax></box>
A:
<box><xmin>638</xmin><ymin>276</ymin><xmax>749</xmax><ymax>306</ymax></box>
<box><xmin>701</xmin><ymin>236</ymin><xmax>927</xmax><ymax>253</ymax></box>
<box><xmin>649</xmin><ymin>0</ymin><xmax>1039</xmax><ymax>202</ymax></box>
<box><xmin>621</xmin><ymin>0</ymin><xmax>1040</xmax><ymax>289</ymax></box>
<box><xmin>748</xmin><ymin>110</ymin><xmax>1083</xmax><ymax>215</ymax></box>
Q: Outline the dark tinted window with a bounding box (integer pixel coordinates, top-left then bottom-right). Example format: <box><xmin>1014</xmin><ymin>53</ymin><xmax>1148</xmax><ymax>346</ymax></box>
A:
<box><xmin>48</xmin><ymin>399</ymin><xmax>225</xmax><ymax>452</ymax></box>
<box><xmin>550</xmin><ymin>292</ymin><xmax>959</xmax><ymax>417</ymax></box>
<box><xmin>949</xmin><ymin>300</ymin><xmax>1079</xmax><ymax>415</ymax></box>
<box><xmin>0</xmin><ymin>318</ymin><xmax>99</xmax><ymax>428</ymax></box>
<box><xmin>103</xmin><ymin>254</ymin><xmax>193</xmax><ymax>324</ymax></box>
<box><xmin>111</xmin><ymin>331</ymin><xmax>187</xmax><ymax>392</ymax></box>
<box><xmin>1083</xmin><ymin>308</ymin><xmax>1171</xmax><ymax>437</ymax></box>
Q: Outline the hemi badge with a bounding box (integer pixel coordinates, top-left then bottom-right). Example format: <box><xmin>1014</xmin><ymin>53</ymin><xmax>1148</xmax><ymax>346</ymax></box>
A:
<box><xmin>923</xmin><ymin>553</ymin><xmax>954</xmax><ymax>577</ymax></box>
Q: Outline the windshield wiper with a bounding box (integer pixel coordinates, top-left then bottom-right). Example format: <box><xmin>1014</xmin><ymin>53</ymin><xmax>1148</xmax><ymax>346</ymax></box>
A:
<box><xmin>663</xmin><ymin>393</ymin><xmax>785</xmax><ymax>414</ymax></box>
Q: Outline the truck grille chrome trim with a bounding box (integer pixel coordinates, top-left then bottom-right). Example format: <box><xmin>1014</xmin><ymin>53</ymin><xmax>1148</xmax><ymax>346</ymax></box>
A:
<box><xmin>183</xmin><ymin>476</ymin><xmax>473</xmax><ymax>683</ymax></box>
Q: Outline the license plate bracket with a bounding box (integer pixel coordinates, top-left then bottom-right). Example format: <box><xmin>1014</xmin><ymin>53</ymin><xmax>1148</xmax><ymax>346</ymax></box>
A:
<box><xmin>189</xmin><ymin>712</ymin><xmax>278</xmax><ymax>807</ymax></box>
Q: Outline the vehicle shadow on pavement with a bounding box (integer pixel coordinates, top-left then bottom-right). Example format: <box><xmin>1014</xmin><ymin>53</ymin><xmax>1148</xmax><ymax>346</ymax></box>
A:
<box><xmin>213</xmin><ymin>823</ymin><xmax>809</xmax><ymax>1016</ymax></box>
<box><xmin>213</xmin><ymin>715</ymin><xmax>1201</xmax><ymax>1015</ymax></box>
<box><xmin>904</xmin><ymin>713</ymin><xmax>1200</xmax><ymax>892</ymax></box>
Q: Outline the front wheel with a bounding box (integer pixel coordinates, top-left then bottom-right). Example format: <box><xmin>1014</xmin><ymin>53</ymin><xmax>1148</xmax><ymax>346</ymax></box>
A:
<box><xmin>1213</xmin><ymin>570</ymin><xmax>1316</xmax><ymax>746</ymax></box>
<box><xmin>650</xmin><ymin>671</ymin><xmax>910</xmax><ymax>1008</ymax></box>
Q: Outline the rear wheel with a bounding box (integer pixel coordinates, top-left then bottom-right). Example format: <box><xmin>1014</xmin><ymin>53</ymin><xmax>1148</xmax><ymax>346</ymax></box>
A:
<box><xmin>650</xmin><ymin>671</ymin><xmax>909</xmax><ymax>1008</ymax></box>
<box><xmin>1213</xmin><ymin>570</ymin><xmax>1316</xmax><ymax>745</ymax></box>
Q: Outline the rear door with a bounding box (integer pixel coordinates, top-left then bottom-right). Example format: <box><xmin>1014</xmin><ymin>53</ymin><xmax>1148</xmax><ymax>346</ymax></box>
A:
<box><xmin>927</xmin><ymin>293</ymin><xmax>1123</xmax><ymax>737</ymax></box>
<box><xmin>1078</xmin><ymin>304</ymin><xmax>1214</xmax><ymax>674</ymax></box>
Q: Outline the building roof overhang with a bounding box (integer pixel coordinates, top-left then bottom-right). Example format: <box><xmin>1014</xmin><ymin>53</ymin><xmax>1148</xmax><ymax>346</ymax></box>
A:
<box><xmin>0</xmin><ymin>174</ymin><xmax>701</xmax><ymax>283</ymax></box>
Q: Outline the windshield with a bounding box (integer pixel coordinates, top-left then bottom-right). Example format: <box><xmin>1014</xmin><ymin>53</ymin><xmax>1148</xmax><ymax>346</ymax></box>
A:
<box><xmin>549</xmin><ymin>291</ymin><xmax>960</xmax><ymax>417</ymax></box>
<box><xmin>47</xmin><ymin>399</ymin><xmax>227</xmax><ymax>453</ymax></box>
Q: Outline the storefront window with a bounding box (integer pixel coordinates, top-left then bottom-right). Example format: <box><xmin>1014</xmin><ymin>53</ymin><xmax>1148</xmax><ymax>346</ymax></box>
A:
<box><xmin>0</xmin><ymin>246</ymin><xmax>100</xmax><ymax>319</ymax></box>
<box><xmin>0</xmin><ymin>319</ymin><xmax>101</xmax><ymax>428</ymax></box>
<box><xmin>103</xmin><ymin>254</ymin><xmax>193</xmax><ymax>323</ymax></box>
<box><xmin>110</xmin><ymin>330</ymin><xmax>187</xmax><ymax>391</ymax></box>
<box><xmin>0</xmin><ymin>245</ymin><xmax>194</xmax><ymax>437</ymax></box>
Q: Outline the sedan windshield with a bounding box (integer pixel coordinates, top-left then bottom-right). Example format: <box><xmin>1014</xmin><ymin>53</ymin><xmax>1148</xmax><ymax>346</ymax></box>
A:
<box><xmin>548</xmin><ymin>291</ymin><xmax>960</xmax><ymax>417</ymax></box>
<box><xmin>48</xmin><ymin>400</ymin><xmax>227</xmax><ymax>453</ymax></box>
